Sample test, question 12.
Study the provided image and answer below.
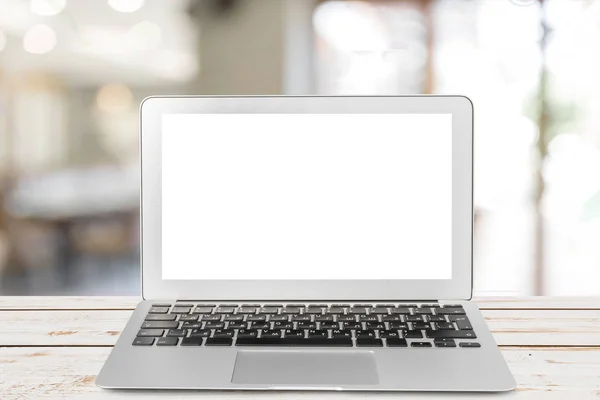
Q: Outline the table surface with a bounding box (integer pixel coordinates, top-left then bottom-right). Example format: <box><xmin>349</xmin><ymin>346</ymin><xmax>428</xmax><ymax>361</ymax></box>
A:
<box><xmin>1</xmin><ymin>297</ymin><xmax>599</xmax><ymax>399</ymax></box>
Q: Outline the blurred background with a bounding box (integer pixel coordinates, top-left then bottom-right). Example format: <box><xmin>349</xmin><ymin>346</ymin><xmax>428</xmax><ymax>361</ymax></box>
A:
<box><xmin>0</xmin><ymin>0</ymin><xmax>599</xmax><ymax>296</ymax></box>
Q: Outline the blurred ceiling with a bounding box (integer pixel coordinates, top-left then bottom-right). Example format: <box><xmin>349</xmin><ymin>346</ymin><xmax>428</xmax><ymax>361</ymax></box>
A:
<box><xmin>0</xmin><ymin>0</ymin><xmax>198</xmax><ymax>86</ymax></box>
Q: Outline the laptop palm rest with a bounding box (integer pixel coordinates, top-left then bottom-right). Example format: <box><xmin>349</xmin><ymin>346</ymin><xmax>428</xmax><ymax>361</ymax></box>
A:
<box><xmin>231</xmin><ymin>351</ymin><xmax>379</xmax><ymax>385</ymax></box>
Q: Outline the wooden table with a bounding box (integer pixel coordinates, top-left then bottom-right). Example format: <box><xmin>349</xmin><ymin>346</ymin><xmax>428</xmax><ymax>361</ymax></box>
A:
<box><xmin>1</xmin><ymin>297</ymin><xmax>599</xmax><ymax>399</ymax></box>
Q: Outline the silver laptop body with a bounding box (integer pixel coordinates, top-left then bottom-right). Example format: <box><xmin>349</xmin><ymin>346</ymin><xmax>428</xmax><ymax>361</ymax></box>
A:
<box><xmin>97</xmin><ymin>95</ymin><xmax>516</xmax><ymax>392</ymax></box>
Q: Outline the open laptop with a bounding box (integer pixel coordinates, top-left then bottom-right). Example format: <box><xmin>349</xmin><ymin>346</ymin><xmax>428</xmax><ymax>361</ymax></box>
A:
<box><xmin>96</xmin><ymin>95</ymin><xmax>516</xmax><ymax>392</ymax></box>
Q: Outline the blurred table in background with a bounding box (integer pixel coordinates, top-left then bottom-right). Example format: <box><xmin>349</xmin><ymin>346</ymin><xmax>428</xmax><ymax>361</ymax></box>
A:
<box><xmin>1</xmin><ymin>166</ymin><xmax>139</xmax><ymax>290</ymax></box>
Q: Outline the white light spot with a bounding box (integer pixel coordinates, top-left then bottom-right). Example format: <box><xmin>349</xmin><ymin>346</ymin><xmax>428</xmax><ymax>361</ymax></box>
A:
<box><xmin>23</xmin><ymin>24</ymin><xmax>57</xmax><ymax>54</ymax></box>
<box><xmin>107</xmin><ymin>0</ymin><xmax>144</xmax><ymax>13</ymax></box>
<box><xmin>30</xmin><ymin>0</ymin><xmax>66</xmax><ymax>16</ymax></box>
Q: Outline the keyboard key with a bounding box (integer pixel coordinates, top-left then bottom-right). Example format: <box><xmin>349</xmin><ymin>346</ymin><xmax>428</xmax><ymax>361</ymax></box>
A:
<box><xmin>206</xmin><ymin>338</ymin><xmax>233</xmax><ymax>346</ymax></box>
<box><xmin>219</xmin><ymin>304</ymin><xmax>238</xmax><ymax>307</ymax></box>
<box><xmin>356</xmin><ymin>338</ymin><xmax>383</xmax><ymax>347</ymax></box>
<box><xmin>284</xmin><ymin>329</ymin><xmax>304</xmax><ymax>338</ymax></box>
<box><xmin>459</xmin><ymin>342</ymin><xmax>481</xmax><ymax>348</ymax></box>
<box><xmin>148</xmin><ymin>307</ymin><xmax>169</xmax><ymax>314</ymax></box>
<box><xmin>359</xmin><ymin>315</ymin><xmax>378</xmax><ymax>322</ymax></box>
<box><xmin>193</xmin><ymin>307</ymin><xmax>214</xmax><ymax>314</ymax></box>
<box><xmin>269</xmin><ymin>315</ymin><xmax>289</xmax><ymax>322</ymax></box>
<box><xmin>435</xmin><ymin>341</ymin><xmax>456</xmax><ymax>348</ymax></box>
<box><xmin>442</xmin><ymin>304</ymin><xmax>463</xmax><ymax>308</ymax></box>
<box><xmin>261</xmin><ymin>329</ymin><xmax>282</xmax><ymax>338</ymax></box>
<box><xmin>311</xmin><ymin>304</ymin><xmax>327</xmax><ymax>307</ymax></box>
<box><xmin>390</xmin><ymin>307</ymin><xmax>411</xmax><ymax>314</ymax></box>
<box><xmin>179</xmin><ymin>314</ymin><xmax>199</xmax><ymax>322</ymax></box>
<box><xmin>237</xmin><ymin>329</ymin><xmax>257</xmax><ymax>338</ymax></box>
<box><xmin>427</xmin><ymin>330</ymin><xmax>477</xmax><ymax>339</ymax></box>
<box><xmin>415</xmin><ymin>308</ymin><xmax>433</xmax><ymax>315</ymax></box>
<box><xmin>215</xmin><ymin>307</ymin><xmax>236</xmax><ymax>314</ymax></box>
<box><xmin>291</xmin><ymin>315</ymin><xmax>311</xmax><ymax>322</ymax></box>
<box><xmin>404</xmin><ymin>330</ymin><xmax>423</xmax><ymax>339</ymax></box>
<box><xmin>429</xmin><ymin>316</ymin><xmax>447</xmax><ymax>323</ymax></box>
<box><xmin>342</xmin><ymin>322</ymin><xmax>362</xmax><ymax>330</ymax></box>
<box><xmin>331</xmin><ymin>329</ymin><xmax>352</xmax><ymax>339</ymax></box>
<box><xmin>354</xmin><ymin>304</ymin><xmax>373</xmax><ymax>308</ymax></box>
<box><xmin>307</xmin><ymin>330</ymin><xmax>328</xmax><ymax>338</ymax></box>
<box><xmin>273</xmin><ymin>321</ymin><xmax>294</xmax><ymax>329</ymax></box>
<box><xmin>240</xmin><ymin>304</ymin><xmax>260</xmax><ymax>307</ymax></box>
<box><xmin>406</xmin><ymin>315</ymin><xmax>424</xmax><ymax>322</ymax></box>
<box><xmin>450</xmin><ymin>316</ymin><xmax>473</xmax><ymax>330</ymax></box>
<box><xmin>145</xmin><ymin>314</ymin><xmax>177</xmax><ymax>321</ymax></box>
<box><xmin>157</xmin><ymin>337</ymin><xmax>178</xmax><ymax>346</ymax></box>
<box><xmin>247</xmin><ymin>315</ymin><xmax>267</xmax><ymax>322</ymax></box>
<box><xmin>228</xmin><ymin>322</ymin><xmax>247</xmax><ymax>329</ymax></box>
<box><xmin>171</xmin><ymin>307</ymin><xmax>191</xmax><ymax>314</ymax></box>
<box><xmin>338</xmin><ymin>315</ymin><xmax>356</xmax><ymax>322</ymax></box>
<box><xmin>205</xmin><ymin>321</ymin><xmax>225</xmax><ymax>329</ymax></box>
<box><xmin>355</xmin><ymin>330</ymin><xmax>376</xmax><ymax>339</ymax></box>
<box><xmin>435</xmin><ymin>322</ymin><xmax>455</xmax><ymax>330</ymax></box>
<box><xmin>366</xmin><ymin>322</ymin><xmax>385</xmax><ymax>330</ymax></box>
<box><xmin>133</xmin><ymin>337</ymin><xmax>154</xmax><ymax>346</ymax></box>
<box><xmin>249</xmin><ymin>322</ymin><xmax>270</xmax><ymax>330</ymax></box>
<box><xmin>386</xmin><ymin>338</ymin><xmax>408</xmax><ymax>347</ymax></box>
<box><xmin>152</xmin><ymin>303</ymin><xmax>171</xmax><ymax>307</ymax></box>
<box><xmin>236</xmin><ymin>338</ymin><xmax>352</xmax><ymax>346</ymax></box>
<box><xmin>411</xmin><ymin>323</ymin><xmax>430</xmax><ymax>330</ymax></box>
<box><xmin>421</xmin><ymin>304</ymin><xmax>440</xmax><ymax>308</ymax></box>
<box><xmin>376</xmin><ymin>304</ymin><xmax>394</xmax><ymax>308</ymax></box>
<box><xmin>389</xmin><ymin>322</ymin><xmax>409</xmax><ymax>330</ymax></box>
<box><xmin>224</xmin><ymin>314</ymin><xmax>244</xmax><ymax>321</ymax></box>
<box><xmin>189</xmin><ymin>329</ymin><xmax>210</xmax><ymax>337</ymax></box>
<box><xmin>320</xmin><ymin>322</ymin><xmax>338</xmax><ymax>329</ymax></box>
<box><xmin>200</xmin><ymin>314</ymin><xmax>222</xmax><ymax>321</ymax></box>
<box><xmin>166</xmin><ymin>329</ymin><xmax>188</xmax><ymax>337</ymax></box>
<box><xmin>180</xmin><ymin>337</ymin><xmax>204</xmax><ymax>346</ymax></box>
<box><xmin>435</xmin><ymin>308</ymin><xmax>466</xmax><ymax>315</ymax></box>
<box><xmin>411</xmin><ymin>342</ymin><xmax>432</xmax><ymax>347</ymax></box>
<box><xmin>371</xmin><ymin>308</ymin><xmax>389</xmax><ymax>315</ymax></box>
<box><xmin>382</xmin><ymin>315</ymin><xmax>402</xmax><ymax>322</ymax></box>
<box><xmin>306</xmin><ymin>307</ymin><xmax>323</xmax><ymax>314</ymax></box>
<box><xmin>213</xmin><ymin>329</ymin><xmax>235</xmax><ymax>338</ymax></box>
<box><xmin>282</xmin><ymin>307</ymin><xmax>302</xmax><ymax>314</ymax></box>
<box><xmin>197</xmin><ymin>304</ymin><xmax>216</xmax><ymax>307</ymax></box>
<box><xmin>137</xmin><ymin>329</ymin><xmax>164</xmax><ymax>337</ymax></box>
<box><xmin>379</xmin><ymin>330</ymin><xmax>400</xmax><ymax>338</ymax></box>
<box><xmin>238</xmin><ymin>307</ymin><xmax>258</xmax><ymax>314</ymax></box>
<box><xmin>141</xmin><ymin>321</ymin><xmax>179</xmax><ymax>330</ymax></box>
<box><xmin>287</xmin><ymin>304</ymin><xmax>306</xmax><ymax>308</ymax></box>
<box><xmin>315</xmin><ymin>315</ymin><xmax>334</xmax><ymax>322</ymax></box>
<box><xmin>259</xmin><ymin>307</ymin><xmax>279</xmax><ymax>314</ymax></box>
<box><xmin>348</xmin><ymin>307</ymin><xmax>368</xmax><ymax>314</ymax></box>
<box><xmin>181</xmin><ymin>322</ymin><xmax>202</xmax><ymax>329</ymax></box>
<box><xmin>298</xmin><ymin>322</ymin><xmax>317</xmax><ymax>329</ymax></box>
<box><xmin>326</xmin><ymin>307</ymin><xmax>345</xmax><ymax>314</ymax></box>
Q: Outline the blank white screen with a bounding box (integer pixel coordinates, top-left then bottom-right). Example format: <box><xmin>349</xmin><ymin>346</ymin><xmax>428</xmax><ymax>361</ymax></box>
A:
<box><xmin>161</xmin><ymin>114</ymin><xmax>452</xmax><ymax>280</ymax></box>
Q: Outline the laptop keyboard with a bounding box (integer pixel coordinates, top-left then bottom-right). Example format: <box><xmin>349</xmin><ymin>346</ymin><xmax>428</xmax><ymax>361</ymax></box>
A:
<box><xmin>133</xmin><ymin>303</ymin><xmax>480</xmax><ymax>348</ymax></box>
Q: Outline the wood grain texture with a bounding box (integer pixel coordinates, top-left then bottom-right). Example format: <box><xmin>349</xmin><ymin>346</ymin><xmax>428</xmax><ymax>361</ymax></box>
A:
<box><xmin>1</xmin><ymin>297</ymin><xmax>599</xmax><ymax>399</ymax></box>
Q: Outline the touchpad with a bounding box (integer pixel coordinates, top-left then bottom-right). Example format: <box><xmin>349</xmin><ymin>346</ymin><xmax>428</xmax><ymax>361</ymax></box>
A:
<box><xmin>231</xmin><ymin>351</ymin><xmax>378</xmax><ymax>385</ymax></box>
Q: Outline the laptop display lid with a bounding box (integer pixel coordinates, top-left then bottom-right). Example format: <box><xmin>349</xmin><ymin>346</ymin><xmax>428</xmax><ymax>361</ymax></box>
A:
<box><xmin>141</xmin><ymin>96</ymin><xmax>473</xmax><ymax>301</ymax></box>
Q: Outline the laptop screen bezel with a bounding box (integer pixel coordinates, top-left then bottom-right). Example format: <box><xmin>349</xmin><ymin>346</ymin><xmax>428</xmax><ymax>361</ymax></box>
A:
<box><xmin>140</xmin><ymin>95</ymin><xmax>473</xmax><ymax>301</ymax></box>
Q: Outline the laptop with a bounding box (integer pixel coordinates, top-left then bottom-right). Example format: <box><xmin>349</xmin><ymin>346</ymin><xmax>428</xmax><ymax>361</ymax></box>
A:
<box><xmin>96</xmin><ymin>95</ymin><xmax>516</xmax><ymax>392</ymax></box>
